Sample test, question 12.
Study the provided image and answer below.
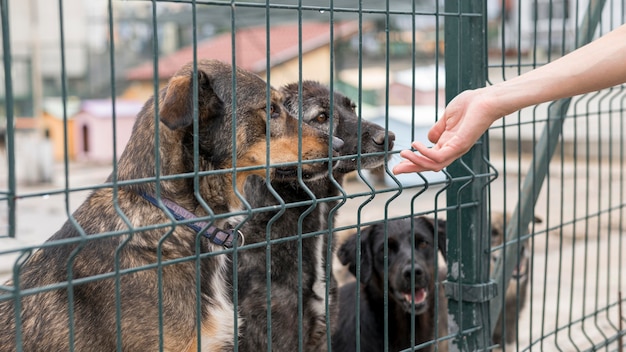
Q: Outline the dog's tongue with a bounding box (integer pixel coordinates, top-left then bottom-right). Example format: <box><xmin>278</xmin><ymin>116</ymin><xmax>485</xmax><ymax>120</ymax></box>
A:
<box><xmin>404</xmin><ymin>288</ymin><xmax>427</xmax><ymax>305</ymax></box>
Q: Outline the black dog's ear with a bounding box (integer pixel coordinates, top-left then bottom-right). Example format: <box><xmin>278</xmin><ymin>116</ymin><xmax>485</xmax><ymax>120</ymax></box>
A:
<box><xmin>337</xmin><ymin>225</ymin><xmax>374</xmax><ymax>284</ymax></box>
<box><xmin>159</xmin><ymin>70</ymin><xmax>213</xmax><ymax>130</ymax></box>
<box><xmin>279</xmin><ymin>82</ymin><xmax>299</xmax><ymax>115</ymax></box>
<box><xmin>435</xmin><ymin>219</ymin><xmax>447</xmax><ymax>260</ymax></box>
<box><xmin>419</xmin><ymin>216</ymin><xmax>447</xmax><ymax>261</ymax></box>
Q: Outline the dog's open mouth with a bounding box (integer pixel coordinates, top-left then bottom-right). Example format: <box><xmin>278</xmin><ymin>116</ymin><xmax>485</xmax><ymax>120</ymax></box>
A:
<box><xmin>399</xmin><ymin>288</ymin><xmax>429</xmax><ymax>314</ymax></box>
<box><xmin>511</xmin><ymin>256</ymin><xmax>529</xmax><ymax>280</ymax></box>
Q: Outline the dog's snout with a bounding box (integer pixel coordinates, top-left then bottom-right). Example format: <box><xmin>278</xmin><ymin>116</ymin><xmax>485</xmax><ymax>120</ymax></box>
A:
<box><xmin>372</xmin><ymin>131</ymin><xmax>385</xmax><ymax>145</ymax></box>
<box><xmin>332</xmin><ymin>136</ymin><xmax>344</xmax><ymax>152</ymax></box>
<box><xmin>403</xmin><ymin>265</ymin><xmax>424</xmax><ymax>280</ymax></box>
<box><xmin>372</xmin><ymin>130</ymin><xmax>396</xmax><ymax>150</ymax></box>
<box><xmin>387</xmin><ymin>131</ymin><xmax>396</xmax><ymax>149</ymax></box>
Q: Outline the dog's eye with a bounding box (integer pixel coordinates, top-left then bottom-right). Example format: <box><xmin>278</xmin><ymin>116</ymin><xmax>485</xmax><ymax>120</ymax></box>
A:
<box><xmin>269</xmin><ymin>104</ymin><xmax>281</xmax><ymax>119</ymax></box>
<box><xmin>350</xmin><ymin>103</ymin><xmax>356</xmax><ymax>112</ymax></box>
<box><xmin>315</xmin><ymin>113</ymin><xmax>329</xmax><ymax>123</ymax></box>
<box><xmin>416</xmin><ymin>240</ymin><xmax>430</xmax><ymax>250</ymax></box>
<box><xmin>387</xmin><ymin>238</ymin><xmax>399</xmax><ymax>252</ymax></box>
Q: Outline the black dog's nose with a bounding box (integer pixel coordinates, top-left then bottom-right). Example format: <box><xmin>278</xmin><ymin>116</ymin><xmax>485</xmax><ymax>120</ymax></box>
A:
<box><xmin>332</xmin><ymin>136</ymin><xmax>344</xmax><ymax>152</ymax></box>
<box><xmin>403</xmin><ymin>265</ymin><xmax>424</xmax><ymax>280</ymax></box>
<box><xmin>372</xmin><ymin>130</ymin><xmax>395</xmax><ymax>150</ymax></box>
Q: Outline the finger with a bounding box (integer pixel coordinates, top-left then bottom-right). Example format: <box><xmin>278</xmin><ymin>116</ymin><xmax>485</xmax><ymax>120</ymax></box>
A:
<box><xmin>415</xmin><ymin>146</ymin><xmax>458</xmax><ymax>168</ymax></box>
<box><xmin>392</xmin><ymin>160</ymin><xmax>427</xmax><ymax>174</ymax></box>
<box><xmin>414</xmin><ymin>137</ymin><xmax>470</xmax><ymax>167</ymax></box>
<box><xmin>398</xmin><ymin>149</ymin><xmax>425</xmax><ymax>164</ymax></box>
<box><xmin>393</xmin><ymin>156</ymin><xmax>443</xmax><ymax>174</ymax></box>
<box><xmin>427</xmin><ymin>117</ymin><xmax>447</xmax><ymax>143</ymax></box>
<box><xmin>412</xmin><ymin>140</ymin><xmax>437</xmax><ymax>153</ymax></box>
<box><xmin>394</xmin><ymin>150</ymin><xmax>445</xmax><ymax>174</ymax></box>
<box><xmin>411</xmin><ymin>142</ymin><xmax>448</xmax><ymax>163</ymax></box>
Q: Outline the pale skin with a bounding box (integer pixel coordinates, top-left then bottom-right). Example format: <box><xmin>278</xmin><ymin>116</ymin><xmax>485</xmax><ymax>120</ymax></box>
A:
<box><xmin>393</xmin><ymin>24</ymin><xmax>626</xmax><ymax>174</ymax></box>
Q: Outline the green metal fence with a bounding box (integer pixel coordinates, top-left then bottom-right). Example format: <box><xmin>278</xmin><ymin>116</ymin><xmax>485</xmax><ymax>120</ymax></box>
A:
<box><xmin>0</xmin><ymin>0</ymin><xmax>625</xmax><ymax>351</ymax></box>
<box><xmin>484</xmin><ymin>0</ymin><xmax>626</xmax><ymax>351</ymax></box>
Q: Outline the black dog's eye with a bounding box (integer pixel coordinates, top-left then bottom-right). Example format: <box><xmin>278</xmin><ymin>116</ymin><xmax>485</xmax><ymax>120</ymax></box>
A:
<box><xmin>416</xmin><ymin>240</ymin><xmax>430</xmax><ymax>250</ymax></box>
<box><xmin>315</xmin><ymin>112</ymin><xmax>329</xmax><ymax>123</ymax></box>
<box><xmin>387</xmin><ymin>238</ymin><xmax>399</xmax><ymax>252</ymax></box>
<box><xmin>350</xmin><ymin>103</ymin><xmax>356</xmax><ymax>112</ymax></box>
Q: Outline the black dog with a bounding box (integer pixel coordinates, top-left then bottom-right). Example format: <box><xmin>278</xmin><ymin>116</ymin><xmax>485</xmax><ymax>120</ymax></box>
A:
<box><xmin>333</xmin><ymin>217</ymin><xmax>447</xmax><ymax>352</ymax></box>
<box><xmin>236</xmin><ymin>81</ymin><xmax>395</xmax><ymax>351</ymax></box>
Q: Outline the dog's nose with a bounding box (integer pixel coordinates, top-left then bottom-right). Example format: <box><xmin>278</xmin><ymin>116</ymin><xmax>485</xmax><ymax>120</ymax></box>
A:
<box><xmin>403</xmin><ymin>265</ymin><xmax>424</xmax><ymax>281</ymax></box>
<box><xmin>332</xmin><ymin>136</ymin><xmax>344</xmax><ymax>152</ymax></box>
<box><xmin>372</xmin><ymin>130</ymin><xmax>395</xmax><ymax>150</ymax></box>
<box><xmin>386</xmin><ymin>131</ymin><xmax>396</xmax><ymax>150</ymax></box>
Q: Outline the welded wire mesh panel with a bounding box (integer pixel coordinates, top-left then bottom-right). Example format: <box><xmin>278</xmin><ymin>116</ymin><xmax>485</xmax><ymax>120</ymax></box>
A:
<box><xmin>486</xmin><ymin>0</ymin><xmax>626</xmax><ymax>351</ymax></box>
<box><xmin>0</xmin><ymin>1</ymin><xmax>452</xmax><ymax>351</ymax></box>
<box><xmin>0</xmin><ymin>0</ymin><xmax>624</xmax><ymax>351</ymax></box>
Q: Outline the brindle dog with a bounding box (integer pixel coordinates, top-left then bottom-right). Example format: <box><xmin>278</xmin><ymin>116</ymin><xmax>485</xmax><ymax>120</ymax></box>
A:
<box><xmin>236</xmin><ymin>81</ymin><xmax>395</xmax><ymax>351</ymax></box>
<box><xmin>491</xmin><ymin>212</ymin><xmax>541</xmax><ymax>347</ymax></box>
<box><xmin>0</xmin><ymin>60</ymin><xmax>339</xmax><ymax>351</ymax></box>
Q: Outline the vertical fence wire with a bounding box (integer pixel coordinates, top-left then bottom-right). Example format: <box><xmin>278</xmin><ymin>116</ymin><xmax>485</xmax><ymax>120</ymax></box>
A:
<box><xmin>0</xmin><ymin>0</ymin><xmax>15</xmax><ymax>239</ymax></box>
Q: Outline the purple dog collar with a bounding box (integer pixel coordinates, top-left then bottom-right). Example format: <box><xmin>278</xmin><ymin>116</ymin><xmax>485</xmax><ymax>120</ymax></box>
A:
<box><xmin>139</xmin><ymin>192</ymin><xmax>243</xmax><ymax>248</ymax></box>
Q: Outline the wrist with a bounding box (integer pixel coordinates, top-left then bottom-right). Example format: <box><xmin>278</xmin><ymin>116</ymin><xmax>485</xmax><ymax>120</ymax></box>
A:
<box><xmin>474</xmin><ymin>86</ymin><xmax>513</xmax><ymax>124</ymax></box>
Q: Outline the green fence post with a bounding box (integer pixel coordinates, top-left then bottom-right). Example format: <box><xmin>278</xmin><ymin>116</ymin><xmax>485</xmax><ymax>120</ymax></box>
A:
<box><xmin>444</xmin><ymin>0</ymin><xmax>494</xmax><ymax>351</ymax></box>
<box><xmin>1</xmin><ymin>0</ymin><xmax>16</xmax><ymax>238</ymax></box>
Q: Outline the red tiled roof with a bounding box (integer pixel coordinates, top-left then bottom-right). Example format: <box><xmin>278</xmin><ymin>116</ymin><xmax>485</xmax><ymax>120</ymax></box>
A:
<box><xmin>126</xmin><ymin>21</ymin><xmax>362</xmax><ymax>81</ymax></box>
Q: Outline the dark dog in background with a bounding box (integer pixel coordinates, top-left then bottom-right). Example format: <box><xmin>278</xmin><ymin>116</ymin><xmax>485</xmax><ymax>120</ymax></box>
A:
<box><xmin>490</xmin><ymin>212</ymin><xmax>541</xmax><ymax>347</ymax></box>
<box><xmin>0</xmin><ymin>60</ymin><xmax>336</xmax><ymax>351</ymax></box>
<box><xmin>236</xmin><ymin>81</ymin><xmax>395</xmax><ymax>351</ymax></box>
<box><xmin>333</xmin><ymin>216</ymin><xmax>448</xmax><ymax>352</ymax></box>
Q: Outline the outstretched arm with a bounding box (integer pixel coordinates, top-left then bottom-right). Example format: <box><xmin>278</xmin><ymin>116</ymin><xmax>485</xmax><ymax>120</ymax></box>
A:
<box><xmin>393</xmin><ymin>24</ymin><xmax>626</xmax><ymax>174</ymax></box>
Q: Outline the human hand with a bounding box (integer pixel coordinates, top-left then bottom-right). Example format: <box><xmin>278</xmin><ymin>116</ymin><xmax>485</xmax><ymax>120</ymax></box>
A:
<box><xmin>393</xmin><ymin>23</ymin><xmax>626</xmax><ymax>175</ymax></box>
<box><xmin>393</xmin><ymin>88</ymin><xmax>502</xmax><ymax>174</ymax></box>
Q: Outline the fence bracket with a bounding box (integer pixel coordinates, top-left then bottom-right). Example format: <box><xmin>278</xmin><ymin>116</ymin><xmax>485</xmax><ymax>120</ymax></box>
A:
<box><xmin>444</xmin><ymin>280</ymin><xmax>498</xmax><ymax>303</ymax></box>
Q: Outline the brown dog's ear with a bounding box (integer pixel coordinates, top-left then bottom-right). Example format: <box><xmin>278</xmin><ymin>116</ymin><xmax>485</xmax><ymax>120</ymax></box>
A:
<box><xmin>337</xmin><ymin>226</ymin><xmax>374</xmax><ymax>284</ymax></box>
<box><xmin>159</xmin><ymin>70</ymin><xmax>212</xmax><ymax>130</ymax></box>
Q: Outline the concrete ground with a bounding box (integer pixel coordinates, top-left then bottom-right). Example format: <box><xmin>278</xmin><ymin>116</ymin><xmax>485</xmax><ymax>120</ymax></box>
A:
<box><xmin>0</xmin><ymin>155</ymin><xmax>624</xmax><ymax>351</ymax></box>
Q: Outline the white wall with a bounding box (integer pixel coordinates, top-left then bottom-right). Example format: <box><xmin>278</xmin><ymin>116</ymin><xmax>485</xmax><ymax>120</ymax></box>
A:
<box><xmin>7</xmin><ymin>0</ymin><xmax>88</xmax><ymax>78</ymax></box>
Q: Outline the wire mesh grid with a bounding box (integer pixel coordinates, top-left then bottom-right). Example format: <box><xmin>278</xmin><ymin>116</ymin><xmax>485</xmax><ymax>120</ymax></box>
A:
<box><xmin>0</xmin><ymin>0</ymin><xmax>624</xmax><ymax>351</ymax></box>
<box><xmin>487</xmin><ymin>0</ymin><xmax>626</xmax><ymax>351</ymax></box>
